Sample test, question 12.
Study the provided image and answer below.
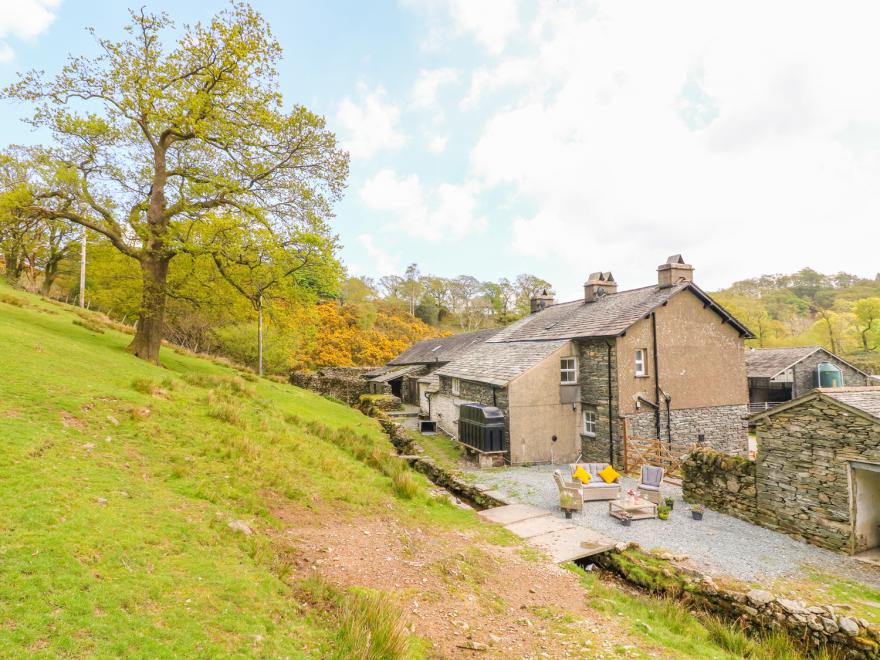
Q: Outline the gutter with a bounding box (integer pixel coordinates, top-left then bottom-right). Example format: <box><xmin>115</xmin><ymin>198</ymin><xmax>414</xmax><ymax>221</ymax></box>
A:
<box><xmin>606</xmin><ymin>339</ymin><xmax>615</xmax><ymax>465</ymax></box>
<box><xmin>651</xmin><ymin>312</ymin><xmax>661</xmax><ymax>440</ymax></box>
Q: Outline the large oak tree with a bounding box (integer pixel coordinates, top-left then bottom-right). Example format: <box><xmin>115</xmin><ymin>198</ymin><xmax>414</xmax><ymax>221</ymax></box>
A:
<box><xmin>3</xmin><ymin>4</ymin><xmax>348</xmax><ymax>362</ymax></box>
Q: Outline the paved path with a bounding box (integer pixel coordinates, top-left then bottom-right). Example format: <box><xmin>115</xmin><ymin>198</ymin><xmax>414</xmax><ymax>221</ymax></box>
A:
<box><xmin>468</xmin><ymin>464</ymin><xmax>880</xmax><ymax>589</ymax></box>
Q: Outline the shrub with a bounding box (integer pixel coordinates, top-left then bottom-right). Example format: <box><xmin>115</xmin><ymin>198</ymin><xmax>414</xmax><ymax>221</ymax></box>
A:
<box><xmin>336</xmin><ymin>589</ymin><xmax>414</xmax><ymax>659</ymax></box>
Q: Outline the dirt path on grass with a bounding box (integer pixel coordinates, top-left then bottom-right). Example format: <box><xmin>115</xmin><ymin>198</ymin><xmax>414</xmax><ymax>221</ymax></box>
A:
<box><xmin>277</xmin><ymin>509</ymin><xmax>662</xmax><ymax>659</ymax></box>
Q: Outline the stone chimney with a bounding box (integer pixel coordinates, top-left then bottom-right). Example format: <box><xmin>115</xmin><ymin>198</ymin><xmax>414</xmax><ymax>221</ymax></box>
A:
<box><xmin>657</xmin><ymin>254</ymin><xmax>694</xmax><ymax>289</ymax></box>
<box><xmin>583</xmin><ymin>272</ymin><xmax>618</xmax><ymax>303</ymax></box>
<box><xmin>530</xmin><ymin>289</ymin><xmax>555</xmax><ymax>314</ymax></box>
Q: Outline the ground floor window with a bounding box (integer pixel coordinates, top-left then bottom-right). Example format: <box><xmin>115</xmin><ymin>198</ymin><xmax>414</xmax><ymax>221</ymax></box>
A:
<box><xmin>583</xmin><ymin>408</ymin><xmax>597</xmax><ymax>437</ymax></box>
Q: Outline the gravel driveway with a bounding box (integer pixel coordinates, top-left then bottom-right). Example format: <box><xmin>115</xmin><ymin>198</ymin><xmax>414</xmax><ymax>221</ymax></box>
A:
<box><xmin>469</xmin><ymin>464</ymin><xmax>880</xmax><ymax>588</ymax></box>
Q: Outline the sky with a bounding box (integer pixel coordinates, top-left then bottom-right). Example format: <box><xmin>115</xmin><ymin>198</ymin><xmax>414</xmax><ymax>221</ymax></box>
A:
<box><xmin>1</xmin><ymin>0</ymin><xmax>879</xmax><ymax>301</ymax></box>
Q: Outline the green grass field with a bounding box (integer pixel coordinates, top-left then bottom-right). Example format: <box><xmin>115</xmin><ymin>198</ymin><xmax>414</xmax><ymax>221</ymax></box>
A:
<box><xmin>0</xmin><ymin>284</ymin><xmax>476</xmax><ymax>657</ymax></box>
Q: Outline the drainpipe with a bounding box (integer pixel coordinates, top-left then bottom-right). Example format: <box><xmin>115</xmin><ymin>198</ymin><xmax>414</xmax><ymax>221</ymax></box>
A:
<box><xmin>651</xmin><ymin>312</ymin><xmax>661</xmax><ymax>440</ymax></box>
<box><xmin>606</xmin><ymin>340</ymin><xmax>615</xmax><ymax>466</ymax></box>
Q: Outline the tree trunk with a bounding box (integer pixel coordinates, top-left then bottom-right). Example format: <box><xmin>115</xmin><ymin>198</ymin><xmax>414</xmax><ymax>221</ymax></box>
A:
<box><xmin>257</xmin><ymin>294</ymin><xmax>264</xmax><ymax>376</ymax></box>
<box><xmin>3</xmin><ymin>250</ymin><xmax>22</xmax><ymax>285</ymax></box>
<box><xmin>127</xmin><ymin>255</ymin><xmax>170</xmax><ymax>363</ymax></box>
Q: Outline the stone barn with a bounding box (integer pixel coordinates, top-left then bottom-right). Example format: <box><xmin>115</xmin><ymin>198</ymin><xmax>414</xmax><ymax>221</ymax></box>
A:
<box><xmin>750</xmin><ymin>387</ymin><xmax>880</xmax><ymax>555</ymax></box>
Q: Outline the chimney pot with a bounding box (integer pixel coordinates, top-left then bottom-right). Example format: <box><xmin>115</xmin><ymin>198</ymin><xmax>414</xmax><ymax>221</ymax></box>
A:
<box><xmin>657</xmin><ymin>254</ymin><xmax>694</xmax><ymax>288</ymax></box>
<box><xmin>584</xmin><ymin>271</ymin><xmax>618</xmax><ymax>302</ymax></box>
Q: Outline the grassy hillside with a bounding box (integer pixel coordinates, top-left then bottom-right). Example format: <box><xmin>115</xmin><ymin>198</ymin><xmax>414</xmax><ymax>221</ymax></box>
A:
<box><xmin>0</xmin><ymin>283</ymin><xmax>823</xmax><ymax>658</ymax></box>
<box><xmin>0</xmin><ymin>284</ymin><xmax>459</xmax><ymax>656</ymax></box>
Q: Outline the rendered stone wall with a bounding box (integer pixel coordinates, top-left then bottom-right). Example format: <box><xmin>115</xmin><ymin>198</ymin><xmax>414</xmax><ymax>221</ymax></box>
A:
<box><xmin>682</xmin><ymin>448</ymin><xmax>758</xmax><ymax>523</ymax></box>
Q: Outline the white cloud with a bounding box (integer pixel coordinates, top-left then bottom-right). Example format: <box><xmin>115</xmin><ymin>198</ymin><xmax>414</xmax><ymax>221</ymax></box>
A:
<box><xmin>412</xmin><ymin>67</ymin><xmax>458</xmax><ymax>108</ymax></box>
<box><xmin>462</xmin><ymin>0</ymin><xmax>880</xmax><ymax>294</ymax></box>
<box><xmin>427</xmin><ymin>134</ymin><xmax>448</xmax><ymax>153</ymax></box>
<box><xmin>402</xmin><ymin>0</ymin><xmax>520</xmax><ymax>55</ymax></box>
<box><xmin>336</xmin><ymin>84</ymin><xmax>406</xmax><ymax>159</ymax></box>
<box><xmin>360</xmin><ymin>168</ymin><xmax>486</xmax><ymax>241</ymax></box>
<box><xmin>357</xmin><ymin>233</ymin><xmax>399</xmax><ymax>275</ymax></box>
<box><xmin>0</xmin><ymin>0</ymin><xmax>59</xmax><ymax>61</ymax></box>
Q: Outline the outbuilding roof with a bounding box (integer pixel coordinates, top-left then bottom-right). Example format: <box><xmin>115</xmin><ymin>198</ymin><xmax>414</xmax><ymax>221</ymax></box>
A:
<box><xmin>748</xmin><ymin>386</ymin><xmax>880</xmax><ymax>423</ymax></box>
<box><xmin>745</xmin><ymin>346</ymin><xmax>869</xmax><ymax>380</ymax></box>
<box><xmin>434</xmin><ymin>340</ymin><xmax>567</xmax><ymax>387</ymax></box>
<box><xmin>368</xmin><ymin>364</ymin><xmax>423</xmax><ymax>383</ymax></box>
<box><xmin>488</xmin><ymin>282</ymin><xmax>752</xmax><ymax>343</ymax></box>
<box><xmin>387</xmin><ymin>328</ymin><xmax>499</xmax><ymax>366</ymax></box>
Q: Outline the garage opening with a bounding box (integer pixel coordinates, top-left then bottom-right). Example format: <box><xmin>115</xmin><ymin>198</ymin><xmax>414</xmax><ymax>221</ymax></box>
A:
<box><xmin>851</xmin><ymin>462</ymin><xmax>880</xmax><ymax>554</ymax></box>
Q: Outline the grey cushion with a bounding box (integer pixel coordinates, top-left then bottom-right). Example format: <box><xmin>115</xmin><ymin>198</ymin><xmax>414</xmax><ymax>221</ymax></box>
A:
<box><xmin>638</xmin><ymin>484</ymin><xmax>660</xmax><ymax>492</ymax></box>
<box><xmin>640</xmin><ymin>465</ymin><xmax>664</xmax><ymax>487</ymax></box>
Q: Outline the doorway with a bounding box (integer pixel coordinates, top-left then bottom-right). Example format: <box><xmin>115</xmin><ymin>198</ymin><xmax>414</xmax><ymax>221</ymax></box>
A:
<box><xmin>851</xmin><ymin>462</ymin><xmax>880</xmax><ymax>554</ymax></box>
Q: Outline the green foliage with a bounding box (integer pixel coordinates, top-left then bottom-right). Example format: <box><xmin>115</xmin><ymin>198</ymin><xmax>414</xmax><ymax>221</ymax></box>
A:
<box><xmin>715</xmin><ymin>268</ymin><xmax>880</xmax><ymax>368</ymax></box>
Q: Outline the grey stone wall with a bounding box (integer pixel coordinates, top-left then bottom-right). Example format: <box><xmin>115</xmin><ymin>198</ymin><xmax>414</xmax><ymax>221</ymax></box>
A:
<box><xmin>791</xmin><ymin>350</ymin><xmax>870</xmax><ymax>398</ymax></box>
<box><xmin>754</xmin><ymin>399</ymin><xmax>880</xmax><ymax>553</ymax></box>
<box><xmin>624</xmin><ymin>404</ymin><xmax>749</xmax><ymax>456</ymax></box>
<box><xmin>576</xmin><ymin>338</ymin><xmax>621</xmax><ymax>465</ymax></box>
<box><xmin>682</xmin><ymin>448</ymin><xmax>759</xmax><ymax>523</ymax></box>
<box><xmin>435</xmin><ymin>376</ymin><xmax>510</xmax><ymax>454</ymax></box>
<box><xmin>289</xmin><ymin>367</ymin><xmax>387</xmax><ymax>404</ymax></box>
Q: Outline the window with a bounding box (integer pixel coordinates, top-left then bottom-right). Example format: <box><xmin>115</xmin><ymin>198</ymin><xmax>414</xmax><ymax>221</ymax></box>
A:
<box><xmin>451</xmin><ymin>377</ymin><xmax>461</xmax><ymax>395</ymax></box>
<box><xmin>635</xmin><ymin>348</ymin><xmax>648</xmax><ymax>376</ymax></box>
<box><xmin>560</xmin><ymin>357</ymin><xmax>578</xmax><ymax>384</ymax></box>
<box><xmin>583</xmin><ymin>409</ymin><xmax>597</xmax><ymax>437</ymax></box>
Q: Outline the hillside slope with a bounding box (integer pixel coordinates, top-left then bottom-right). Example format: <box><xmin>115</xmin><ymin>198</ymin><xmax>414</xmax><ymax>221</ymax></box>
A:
<box><xmin>0</xmin><ymin>284</ymin><xmax>803</xmax><ymax>658</ymax></box>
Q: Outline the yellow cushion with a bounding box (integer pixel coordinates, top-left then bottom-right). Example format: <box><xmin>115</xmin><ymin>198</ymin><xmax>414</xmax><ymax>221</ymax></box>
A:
<box><xmin>597</xmin><ymin>465</ymin><xmax>621</xmax><ymax>484</ymax></box>
<box><xmin>572</xmin><ymin>466</ymin><xmax>591</xmax><ymax>485</ymax></box>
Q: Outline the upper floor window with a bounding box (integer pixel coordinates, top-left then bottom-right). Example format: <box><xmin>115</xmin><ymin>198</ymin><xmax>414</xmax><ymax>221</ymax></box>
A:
<box><xmin>583</xmin><ymin>409</ymin><xmax>597</xmax><ymax>437</ymax></box>
<box><xmin>451</xmin><ymin>377</ymin><xmax>461</xmax><ymax>395</ymax></box>
<box><xmin>560</xmin><ymin>357</ymin><xmax>578</xmax><ymax>384</ymax></box>
<box><xmin>635</xmin><ymin>348</ymin><xmax>648</xmax><ymax>376</ymax></box>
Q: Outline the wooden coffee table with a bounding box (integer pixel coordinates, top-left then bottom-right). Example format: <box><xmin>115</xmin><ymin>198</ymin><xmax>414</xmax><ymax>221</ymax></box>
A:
<box><xmin>609</xmin><ymin>497</ymin><xmax>658</xmax><ymax>521</ymax></box>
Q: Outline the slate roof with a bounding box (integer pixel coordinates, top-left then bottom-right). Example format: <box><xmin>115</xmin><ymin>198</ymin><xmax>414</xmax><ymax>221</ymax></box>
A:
<box><xmin>745</xmin><ymin>346</ymin><xmax>870</xmax><ymax>380</ymax></box>
<box><xmin>387</xmin><ymin>328</ymin><xmax>500</xmax><ymax>366</ymax></box>
<box><xmin>368</xmin><ymin>364</ymin><xmax>423</xmax><ymax>383</ymax></box>
<box><xmin>821</xmin><ymin>388</ymin><xmax>880</xmax><ymax>420</ymax></box>
<box><xmin>488</xmin><ymin>282</ymin><xmax>752</xmax><ymax>342</ymax></box>
<box><xmin>745</xmin><ymin>346</ymin><xmax>822</xmax><ymax>379</ymax></box>
<box><xmin>434</xmin><ymin>340</ymin><xmax>567</xmax><ymax>387</ymax></box>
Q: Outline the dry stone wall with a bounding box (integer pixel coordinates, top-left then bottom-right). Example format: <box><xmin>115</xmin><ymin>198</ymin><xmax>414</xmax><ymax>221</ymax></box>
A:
<box><xmin>682</xmin><ymin>448</ymin><xmax>759</xmax><ymax>523</ymax></box>
<box><xmin>289</xmin><ymin>367</ymin><xmax>387</xmax><ymax>405</ymax></box>
<box><xmin>625</xmin><ymin>404</ymin><xmax>749</xmax><ymax>456</ymax></box>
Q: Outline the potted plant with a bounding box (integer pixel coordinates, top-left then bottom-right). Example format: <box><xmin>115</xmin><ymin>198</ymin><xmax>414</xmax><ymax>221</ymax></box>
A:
<box><xmin>691</xmin><ymin>504</ymin><xmax>705</xmax><ymax>521</ymax></box>
<box><xmin>657</xmin><ymin>505</ymin><xmax>670</xmax><ymax>520</ymax></box>
<box><xmin>620</xmin><ymin>512</ymin><xmax>632</xmax><ymax>527</ymax></box>
<box><xmin>664</xmin><ymin>496</ymin><xmax>674</xmax><ymax>510</ymax></box>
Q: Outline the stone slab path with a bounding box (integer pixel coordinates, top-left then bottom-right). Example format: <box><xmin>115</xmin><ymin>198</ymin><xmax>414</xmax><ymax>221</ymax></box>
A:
<box><xmin>478</xmin><ymin>503</ymin><xmax>617</xmax><ymax>563</ymax></box>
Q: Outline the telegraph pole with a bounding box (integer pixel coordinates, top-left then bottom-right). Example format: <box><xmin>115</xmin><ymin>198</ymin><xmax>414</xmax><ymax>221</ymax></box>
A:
<box><xmin>79</xmin><ymin>229</ymin><xmax>87</xmax><ymax>307</ymax></box>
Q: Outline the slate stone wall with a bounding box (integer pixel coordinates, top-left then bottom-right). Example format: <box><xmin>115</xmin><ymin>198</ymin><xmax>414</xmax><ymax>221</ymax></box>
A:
<box><xmin>434</xmin><ymin>376</ymin><xmax>510</xmax><ymax>455</ymax></box>
<box><xmin>576</xmin><ymin>338</ymin><xmax>621</xmax><ymax>465</ymax></box>
<box><xmin>624</xmin><ymin>405</ymin><xmax>749</xmax><ymax>456</ymax></box>
<box><xmin>754</xmin><ymin>398</ymin><xmax>880</xmax><ymax>553</ymax></box>
<box><xmin>685</xmin><ymin>397</ymin><xmax>880</xmax><ymax>554</ymax></box>
<box><xmin>289</xmin><ymin>367</ymin><xmax>386</xmax><ymax>405</ymax></box>
<box><xmin>791</xmin><ymin>351</ymin><xmax>870</xmax><ymax>398</ymax></box>
<box><xmin>682</xmin><ymin>448</ymin><xmax>759</xmax><ymax>523</ymax></box>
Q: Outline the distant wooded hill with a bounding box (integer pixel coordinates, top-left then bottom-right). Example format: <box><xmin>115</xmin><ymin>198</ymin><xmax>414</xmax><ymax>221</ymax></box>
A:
<box><xmin>712</xmin><ymin>268</ymin><xmax>880</xmax><ymax>373</ymax></box>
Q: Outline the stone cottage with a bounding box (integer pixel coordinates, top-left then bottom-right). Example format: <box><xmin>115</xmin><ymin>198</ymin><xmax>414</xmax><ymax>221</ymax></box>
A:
<box><xmin>748</xmin><ymin>387</ymin><xmax>880</xmax><ymax>554</ymax></box>
<box><xmin>425</xmin><ymin>255</ymin><xmax>753</xmax><ymax>466</ymax></box>
<box><xmin>746</xmin><ymin>346</ymin><xmax>870</xmax><ymax>413</ymax></box>
<box><xmin>365</xmin><ymin>328</ymin><xmax>498</xmax><ymax>409</ymax></box>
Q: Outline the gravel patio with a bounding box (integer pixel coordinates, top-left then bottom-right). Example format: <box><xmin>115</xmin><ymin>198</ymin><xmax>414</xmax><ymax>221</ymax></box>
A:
<box><xmin>468</xmin><ymin>464</ymin><xmax>880</xmax><ymax>589</ymax></box>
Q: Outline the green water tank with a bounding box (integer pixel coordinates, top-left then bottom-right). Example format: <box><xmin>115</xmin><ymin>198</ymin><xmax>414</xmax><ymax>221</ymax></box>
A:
<box><xmin>815</xmin><ymin>362</ymin><xmax>843</xmax><ymax>388</ymax></box>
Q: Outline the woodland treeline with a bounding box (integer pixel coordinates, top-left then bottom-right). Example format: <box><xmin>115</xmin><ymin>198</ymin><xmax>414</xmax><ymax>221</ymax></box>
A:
<box><xmin>714</xmin><ymin>268</ymin><xmax>880</xmax><ymax>372</ymax></box>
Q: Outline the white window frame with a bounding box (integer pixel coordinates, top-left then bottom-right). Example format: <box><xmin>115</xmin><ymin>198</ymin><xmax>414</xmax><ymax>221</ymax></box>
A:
<box><xmin>560</xmin><ymin>357</ymin><xmax>578</xmax><ymax>384</ymax></box>
<box><xmin>583</xmin><ymin>409</ymin><xmax>597</xmax><ymax>437</ymax></box>
<box><xmin>451</xmin><ymin>377</ymin><xmax>461</xmax><ymax>396</ymax></box>
<box><xmin>635</xmin><ymin>348</ymin><xmax>648</xmax><ymax>377</ymax></box>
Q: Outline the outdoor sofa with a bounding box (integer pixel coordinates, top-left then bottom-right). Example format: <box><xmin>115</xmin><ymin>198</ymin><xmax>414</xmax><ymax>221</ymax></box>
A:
<box><xmin>567</xmin><ymin>462</ymin><xmax>622</xmax><ymax>501</ymax></box>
